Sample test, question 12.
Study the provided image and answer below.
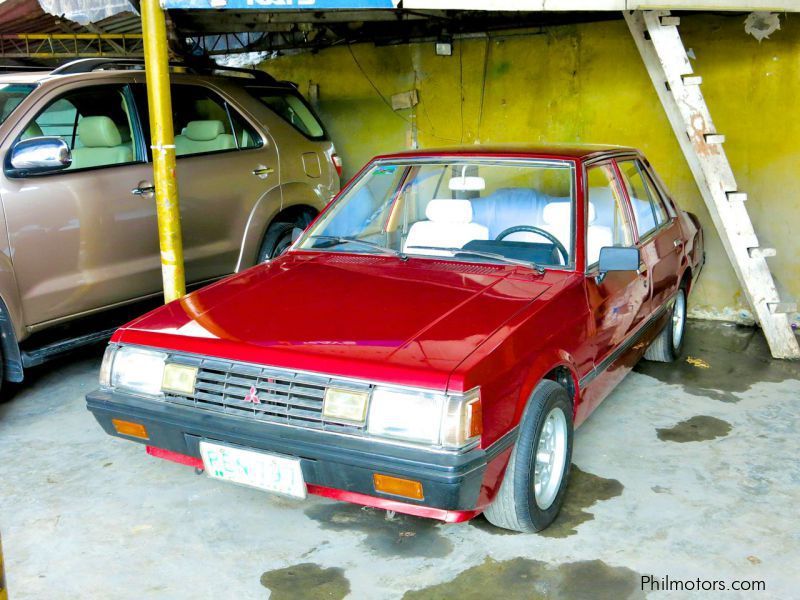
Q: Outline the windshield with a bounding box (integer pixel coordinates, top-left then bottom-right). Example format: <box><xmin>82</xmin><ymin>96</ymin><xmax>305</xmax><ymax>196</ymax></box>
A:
<box><xmin>0</xmin><ymin>84</ymin><xmax>36</xmax><ymax>126</ymax></box>
<box><xmin>298</xmin><ymin>158</ymin><xmax>576</xmax><ymax>268</ymax></box>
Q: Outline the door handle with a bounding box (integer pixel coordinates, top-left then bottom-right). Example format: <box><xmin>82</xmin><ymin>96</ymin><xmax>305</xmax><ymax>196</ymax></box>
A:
<box><xmin>252</xmin><ymin>166</ymin><xmax>274</xmax><ymax>179</ymax></box>
<box><xmin>673</xmin><ymin>238</ymin><xmax>684</xmax><ymax>250</ymax></box>
<box><xmin>131</xmin><ymin>185</ymin><xmax>155</xmax><ymax>196</ymax></box>
<box><xmin>637</xmin><ymin>263</ymin><xmax>648</xmax><ymax>276</ymax></box>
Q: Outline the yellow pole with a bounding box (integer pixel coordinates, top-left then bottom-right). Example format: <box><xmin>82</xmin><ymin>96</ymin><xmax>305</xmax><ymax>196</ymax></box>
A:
<box><xmin>140</xmin><ymin>0</ymin><xmax>186</xmax><ymax>302</ymax></box>
<box><xmin>0</xmin><ymin>531</ymin><xmax>7</xmax><ymax>600</ymax></box>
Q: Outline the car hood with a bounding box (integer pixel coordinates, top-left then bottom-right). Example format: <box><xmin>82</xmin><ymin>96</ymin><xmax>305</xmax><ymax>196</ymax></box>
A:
<box><xmin>117</xmin><ymin>252</ymin><xmax>553</xmax><ymax>390</ymax></box>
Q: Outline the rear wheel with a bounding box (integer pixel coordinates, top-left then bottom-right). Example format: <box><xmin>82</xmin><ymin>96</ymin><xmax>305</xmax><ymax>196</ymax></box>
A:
<box><xmin>484</xmin><ymin>380</ymin><xmax>573</xmax><ymax>532</ymax></box>
<box><xmin>257</xmin><ymin>221</ymin><xmax>298</xmax><ymax>262</ymax></box>
<box><xmin>644</xmin><ymin>286</ymin><xmax>687</xmax><ymax>362</ymax></box>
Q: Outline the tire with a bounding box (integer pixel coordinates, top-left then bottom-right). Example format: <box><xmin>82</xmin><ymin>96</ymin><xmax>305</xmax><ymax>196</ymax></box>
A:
<box><xmin>644</xmin><ymin>286</ymin><xmax>687</xmax><ymax>362</ymax></box>
<box><xmin>484</xmin><ymin>380</ymin><xmax>573</xmax><ymax>533</ymax></box>
<box><xmin>257</xmin><ymin>221</ymin><xmax>297</xmax><ymax>263</ymax></box>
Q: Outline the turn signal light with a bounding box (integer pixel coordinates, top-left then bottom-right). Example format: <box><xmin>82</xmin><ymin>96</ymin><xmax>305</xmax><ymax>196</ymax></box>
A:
<box><xmin>112</xmin><ymin>419</ymin><xmax>149</xmax><ymax>440</ymax></box>
<box><xmin>467</xmin><ymin>398</ymin><xmax>483</xmax><ymax>438</ymax></box>
<box><xmin>373</xmin><ymin>473</ymin><xmax>424</xmax><ymax>500</ymax></box>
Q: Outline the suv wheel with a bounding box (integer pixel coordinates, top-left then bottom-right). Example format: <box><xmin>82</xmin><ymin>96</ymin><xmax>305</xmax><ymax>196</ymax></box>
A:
<box><xmin>257</xmin><ymin>221</ymin><xmax>298</xmax><ymax>262</ymax></box>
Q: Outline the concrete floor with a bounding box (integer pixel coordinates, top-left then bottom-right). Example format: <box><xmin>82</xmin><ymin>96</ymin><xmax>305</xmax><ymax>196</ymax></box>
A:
<box><xmin>0</xmin><ymin>320</ymin><xmax>798</xmax><ymax>599</ymax></box>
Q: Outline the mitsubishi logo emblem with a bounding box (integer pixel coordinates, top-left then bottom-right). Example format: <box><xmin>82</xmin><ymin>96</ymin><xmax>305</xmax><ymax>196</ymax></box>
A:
<box><xmin>244</xmin><ymin>385</ymin><xmax>261</xmax><ymax>404</ymax></box>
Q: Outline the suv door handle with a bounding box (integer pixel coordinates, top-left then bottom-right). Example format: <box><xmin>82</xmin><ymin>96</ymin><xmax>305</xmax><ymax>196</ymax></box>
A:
<box><xmin>252</xmin><ymin>165</ymin><xmax>274</xmax><ymax>179</ymax></box>
<box><xmin>131</xmin><ymin>184</ymin><xmax>155</xmax><ymax>196</ymax></box>
<box><xmin>637</xmin><ymin>263</ymin><xmax>648</xmax><ymax>276</ymax></box>
<box><xmin>673</xmin><ymin>238</ymin><xmax>684</xmax><ymax>249</ymax></box>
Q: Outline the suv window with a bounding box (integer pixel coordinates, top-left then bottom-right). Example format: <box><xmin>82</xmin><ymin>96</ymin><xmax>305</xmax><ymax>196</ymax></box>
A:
<box><xmin>0</xmin><ymin>83</ymin><xmax>36</xmax><ymax>125</ymax></box>
<box><xmin>21</xmin><ymin>85</ymin><xmax>140</xmax><ymax>171</ymax></box>
<box><xmin>586</xmin><ymin>163</ymin><xmax>633</xmax><ymax>266</ymax></box>
<box><xmin>171</xmin><ymin>85</ymin><xmax>261</xmax><ymax>157</ymax></box>
<box><xmin>247</xmin><ymin>87</ymin><xmax>326</xmax><ymax>140</ymax></box>
<box><xmin>618</xmin><ymin>159</ymin><xmax>668</xmax><ymax>238</ymax></box>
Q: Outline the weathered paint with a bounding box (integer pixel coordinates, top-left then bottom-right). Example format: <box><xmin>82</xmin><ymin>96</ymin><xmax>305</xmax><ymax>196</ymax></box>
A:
<box><xmin>141</xmin><ymin>0</ymin><xmax>186</xmax><ymax>303</ymax></box>
<box><xmin>260</xmin><ymin>14</ymin><xmax>800</xmax><ymax>326</ymax></box>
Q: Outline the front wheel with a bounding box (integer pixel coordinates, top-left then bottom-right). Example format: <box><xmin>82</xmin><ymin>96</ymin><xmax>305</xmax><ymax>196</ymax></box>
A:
<box><xmin>484</xmin><ymin>380</ymin><xmax>573</xmax><ymax>532</ymax></box>
<box><xmin>644</xmin><ymin>286</ymin><xmax>687</xmax><ymax>362</ymax></box>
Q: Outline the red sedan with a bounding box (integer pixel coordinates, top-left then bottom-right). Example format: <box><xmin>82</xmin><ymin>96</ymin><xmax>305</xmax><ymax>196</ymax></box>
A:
<box><xmin>87</xmin><ymin>146</ymin><xmax>703</xmax><ymax>532</ymax></box>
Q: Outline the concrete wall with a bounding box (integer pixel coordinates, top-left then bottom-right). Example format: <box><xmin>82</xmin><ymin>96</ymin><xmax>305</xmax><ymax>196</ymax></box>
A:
<box><xmin>260</xmin><ymin>14</ymin><xmax>799</xmax><ymax>325</ymax></box>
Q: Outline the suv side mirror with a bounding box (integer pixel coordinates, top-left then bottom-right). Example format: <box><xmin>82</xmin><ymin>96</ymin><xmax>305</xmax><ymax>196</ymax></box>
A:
<box><xmin>7</xmin><ymin>137</ymin><xmax>72</xmax><ymax>177</ymax></box>
<box><xmin>596</xmin><ymin>246</ymin><xmax>640</xmax><ymax>283</ymax></box>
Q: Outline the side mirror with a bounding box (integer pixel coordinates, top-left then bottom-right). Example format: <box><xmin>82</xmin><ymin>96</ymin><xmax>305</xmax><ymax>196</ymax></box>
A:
<box><xmin>596</xmin><ymin>246</ymin><xmax>640</xmax><ymax>283</ymax></box>
<box><xmin>7</xmin><ymin>137</ymin><xmax>72</xmax><ymax>177</ymax></box>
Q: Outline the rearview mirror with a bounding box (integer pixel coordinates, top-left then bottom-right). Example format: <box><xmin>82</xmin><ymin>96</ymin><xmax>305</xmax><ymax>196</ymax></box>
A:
<box><xmin>7</xmin><ymin>136</ymin><xmax>71</xmax><ymax>177</ymax></box>
<box><xmin>596</xmin><ymin>246</ymin><xmax>639</xmax><ymax>282</ymax></box>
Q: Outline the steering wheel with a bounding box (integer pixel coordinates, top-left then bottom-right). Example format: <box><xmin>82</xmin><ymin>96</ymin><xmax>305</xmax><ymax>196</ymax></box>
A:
<box><xmin>495</xmin><ymin>225</ymin><xmax>569</xmax><ymax>265</ymax></box>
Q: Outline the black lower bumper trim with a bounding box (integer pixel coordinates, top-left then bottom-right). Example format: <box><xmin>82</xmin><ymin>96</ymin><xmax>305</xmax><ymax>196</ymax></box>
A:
<box><xmin>86</xmin><ymin>389</ymin><xmax>488</xmax><ymax>511</ymax></box>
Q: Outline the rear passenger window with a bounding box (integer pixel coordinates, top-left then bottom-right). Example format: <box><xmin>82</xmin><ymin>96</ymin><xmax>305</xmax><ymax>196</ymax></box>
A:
<box><xmin>248</xmin><ymin>87</ymin><xmax>326</xmax><ymax>140</ymax></box>
<box><xmin>585</xmin><ymin>164</ymin><xmax>633</xmax><ymax>266</ymax></box>
<box><xmin>617</xmin><ymin>160</ymin><xmax>668</xmax><ymax>238</ymax></box>
<box><xmin>171</xmin><ymin>85</ymin><xmax>261</xmax><ymax>157</ymax></box>
<box><xmin>20</xmin><ymin>85</ymin><xmax>140</xmax><ymax>171</ymax></box>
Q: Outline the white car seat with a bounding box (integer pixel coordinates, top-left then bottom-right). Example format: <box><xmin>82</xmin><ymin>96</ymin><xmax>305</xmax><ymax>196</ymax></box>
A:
<box><xmin>404</xmin><ymin>199</ymin><xmax>489</xmax><ymax>256</ymax></box>
<box><xmin>586</xmin><ymin>201</ymin><xmax>613</xmax><ymax>265</ymax></box>
<box><xmin>541</xmin><ymin>201</ymin><xmax>572</xmax><ymax>249</ymax></box>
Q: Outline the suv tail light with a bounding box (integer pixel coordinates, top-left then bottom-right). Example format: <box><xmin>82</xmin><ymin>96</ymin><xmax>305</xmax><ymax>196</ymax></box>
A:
<box><xmin>332</xmin><ymin>153</ymin><xmax>343</xmax><ymax>178</ymax></box>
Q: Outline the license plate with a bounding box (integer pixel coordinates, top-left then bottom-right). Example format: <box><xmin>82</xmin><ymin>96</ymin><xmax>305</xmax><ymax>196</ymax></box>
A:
<box><xmin>199</xmin><ymin>441</ymin><xmax>307</xmax><ymax>499</ymax></box>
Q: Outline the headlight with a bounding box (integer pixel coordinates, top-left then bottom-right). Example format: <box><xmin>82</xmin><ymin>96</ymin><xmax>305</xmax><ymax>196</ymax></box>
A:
<box><xmin>108</xmin><ymin>346</ymin><xmax>167</xmax><ymax>396</ymax></box>
<box><xmin>367</xmin><ymin>386</ymin><xmax>481</xmax><ymax>449</ymax></box>
<box><xmin>323</xmin><ymin>387</ymin><xmax>370</xmax><ymax>423</ymax></box>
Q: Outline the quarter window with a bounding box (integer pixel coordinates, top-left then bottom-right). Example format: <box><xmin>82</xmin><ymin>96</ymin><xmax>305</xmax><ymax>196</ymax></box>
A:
<box><xmin>618</xmin><ymin>159</ymin><xmax>668</xmax><ymax>238</ymax></box>
<box><xmin>170</xmin><ymin>85</ymin><xmax>261</xmax><ymax>157</ymax></box>
<box><xmin>585</xmin><ymin>164</ymin><xmax>633</xmax><ymax>266</ymax></box>
<box><xmin>247</xmin><ymin>87</ymin><xmax>326</xmax><ymax>140</ymax></box>
<box><xmin>20</xmin><ymin>85</ymin><xmax>140</xmax><ymax>171</ymax></box>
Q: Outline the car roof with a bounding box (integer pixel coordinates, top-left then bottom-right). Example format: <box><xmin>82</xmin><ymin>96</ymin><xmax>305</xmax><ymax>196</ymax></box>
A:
<box><xmin>0</xmin><ymin>72</ymin><xmax>50</xmax><ymax>84</ymax></box>
<box><xmin>373</xmin><ymin>144</ymin><xmax>639</xmax><ymax>162</ymax></box>
<box><xmin>0</xmin><ymin>66</ymin><xmax>293</xmax><ymax>89</ymax></box>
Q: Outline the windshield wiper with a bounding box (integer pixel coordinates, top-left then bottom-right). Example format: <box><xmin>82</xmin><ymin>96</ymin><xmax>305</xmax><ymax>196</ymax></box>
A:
<box><xmin>405</xmin><ymin>246</ymin><xmax>545</xmax><ymax>274</ymax></box>
<box><xmin>308</xmin><ymin>235</ymin><xmax>408</xmax><ymax>260</ymax></box>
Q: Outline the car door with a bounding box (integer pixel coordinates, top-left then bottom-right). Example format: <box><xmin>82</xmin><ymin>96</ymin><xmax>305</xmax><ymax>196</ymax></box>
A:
<box><xmin>616</xmin><ymin>158</ymin><xmax>680</xmax><ymax>316</ymax></box>
<box><xmin>0</xmin><ymin>81</ymin><xmax>160</xmax><ymax>326</ymax></box>
<box><xmin>133</xmin><ymin>81</ymin><xmax>281</xmax><ymax>284</ymax></box>
<box><xmin>583</xmin><ymin>160</ymin><xmax>650</xmax><ymax>346</ymax></box>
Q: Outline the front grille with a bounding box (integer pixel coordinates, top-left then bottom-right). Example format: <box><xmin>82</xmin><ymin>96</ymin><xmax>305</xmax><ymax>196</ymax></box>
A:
<box><xmin>163</xmin><ymin>354</ymin><xmax>371</xmax><ymax>435</ymax></box>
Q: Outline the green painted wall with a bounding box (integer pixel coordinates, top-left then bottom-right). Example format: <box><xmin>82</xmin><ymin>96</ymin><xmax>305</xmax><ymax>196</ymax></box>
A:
<box><xmin>261</xmin><ymin>14</ymin><xmax>799</xmax><ymax>325</ymax></box>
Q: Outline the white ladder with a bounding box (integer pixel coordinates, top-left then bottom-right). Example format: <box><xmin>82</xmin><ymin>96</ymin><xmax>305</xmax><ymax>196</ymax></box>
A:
<box><xmin>624</xmin><ymin>9</ymin><xmax>799</xmax><ymax>359</ymax></box>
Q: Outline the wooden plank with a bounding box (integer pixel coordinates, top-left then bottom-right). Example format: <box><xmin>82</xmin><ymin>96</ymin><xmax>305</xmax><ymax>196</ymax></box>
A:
<box><xmin>726</xmin><ymin>192</ymin><xmax>747</xmax><ymax>202</ymax></box>
<box><xmin>769</xmin><ymin>302</ymin><xmax>798</xmax><ymax>314</ymax></box>
<box><xmin>625</xmin><ymin>10</ymin><xmax>800</xmax><ymax>359</ymax></box>
<box><xmin>748</xmin><ymin>247</ymin><xmax>776</xmax><ymax>258</ymax></box>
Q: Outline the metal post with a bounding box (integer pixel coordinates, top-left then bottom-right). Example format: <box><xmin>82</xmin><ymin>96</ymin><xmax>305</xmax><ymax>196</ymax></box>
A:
<box><xmin>140</xmin><ymin>0</ymin><xmax>186</xmax><ymax>302</ymax></box>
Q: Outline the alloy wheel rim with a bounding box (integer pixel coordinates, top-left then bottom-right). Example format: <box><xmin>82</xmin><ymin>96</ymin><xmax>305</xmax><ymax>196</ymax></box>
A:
<box><xmin>672</xmin><ymin>291</ymin><xmax>686</xmax><ymax>350</ymax></box>
<box><xmin>533</xmin><ymin>407</ymin><xmax>568</xmax><ymax>510</ymax></box>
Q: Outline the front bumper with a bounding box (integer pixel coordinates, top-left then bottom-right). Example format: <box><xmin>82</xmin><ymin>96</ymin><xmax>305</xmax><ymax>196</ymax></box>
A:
<box><xmin>86</xmin><ymin>389</ymin><xmax>495</xmax><ymax>522</ymax></box>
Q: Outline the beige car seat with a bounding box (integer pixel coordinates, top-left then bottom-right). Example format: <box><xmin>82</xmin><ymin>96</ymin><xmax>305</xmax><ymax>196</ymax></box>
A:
<box><xmin>174</xmin><ymin>120</ymin><xmax>235</xmax><ymax>156</ymax></box>
<box><xmin>70</xmin><ymin>116</ymin><xmax>132</xmax><ymax>170</ymax></box>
